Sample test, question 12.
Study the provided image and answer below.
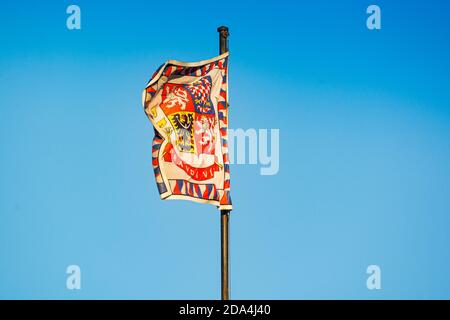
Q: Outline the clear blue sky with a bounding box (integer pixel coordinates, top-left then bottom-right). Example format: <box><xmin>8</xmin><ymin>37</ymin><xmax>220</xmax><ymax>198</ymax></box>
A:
<box><xmin>1</xmin><ymin>0</ymin><xmax>450</xmax><ymax>299</ymax></box>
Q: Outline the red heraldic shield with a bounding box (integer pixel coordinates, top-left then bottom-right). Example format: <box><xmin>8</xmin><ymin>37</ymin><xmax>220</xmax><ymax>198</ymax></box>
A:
<box><xmin>142</xmin><ymin>53</ymin><xmax>232</xmax><ymax>210</ymax></box>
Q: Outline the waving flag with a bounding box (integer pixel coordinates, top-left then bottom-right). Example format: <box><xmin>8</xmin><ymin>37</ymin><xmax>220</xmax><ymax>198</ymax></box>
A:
<box><xmin>142</xmin><ymin>53</ymin><xmax>232</xmax><ymax>210</ymax></box>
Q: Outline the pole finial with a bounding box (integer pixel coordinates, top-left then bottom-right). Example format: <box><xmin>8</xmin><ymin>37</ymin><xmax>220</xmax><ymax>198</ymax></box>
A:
<box><xmin>217</xmin><ymin>26</ymin><xmax>229</xmax><ymax>35</ymax></box>
<box><xmin>217</xmin><ymin>26</ymin><xmax>229</xmax><ymax>54</ymax></box>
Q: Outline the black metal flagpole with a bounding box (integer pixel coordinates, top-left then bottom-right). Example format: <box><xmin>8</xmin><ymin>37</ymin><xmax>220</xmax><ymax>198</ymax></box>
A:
<box><xmin>217</xmin><ymin>25</ymin><xmax>230</xmax><ymax>301</ymax></box>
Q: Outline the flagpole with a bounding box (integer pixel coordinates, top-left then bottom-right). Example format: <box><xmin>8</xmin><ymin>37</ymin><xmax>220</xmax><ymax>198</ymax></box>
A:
<box><xmin>217</xmin><ymin>25</ymin><xmax>230</xmax><ymax>301</ymax></box>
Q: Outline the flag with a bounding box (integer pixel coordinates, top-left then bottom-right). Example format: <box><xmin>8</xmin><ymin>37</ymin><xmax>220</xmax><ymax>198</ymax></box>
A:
<box><xmin>142</xmin><ymin>53</ymin><xmax>232</xmax><ymax>210</ymax></box>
